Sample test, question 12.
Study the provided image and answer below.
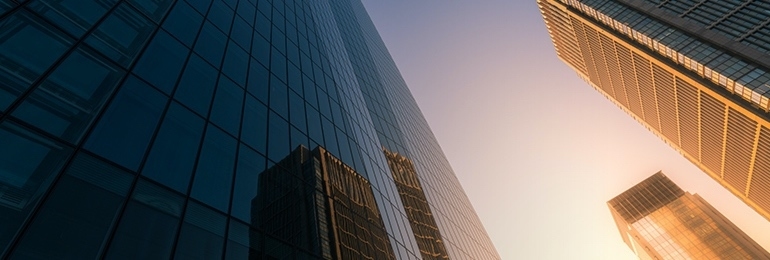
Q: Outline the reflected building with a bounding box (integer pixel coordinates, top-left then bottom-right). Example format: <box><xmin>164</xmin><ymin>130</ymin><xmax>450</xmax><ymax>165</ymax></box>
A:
<box><xmin>608</xmin><ymin>172</ymin><xmax>770</xmax><ymax>259</ymax></box>
<box><xmin>539</xmin><ymin>0</ymin><xmax>770</xmax><ymax>221</ymax></box>
<box><xmin>0</xmin><ymin>0</ymin><xmax>499</xmax><ymax>259</ymax></box>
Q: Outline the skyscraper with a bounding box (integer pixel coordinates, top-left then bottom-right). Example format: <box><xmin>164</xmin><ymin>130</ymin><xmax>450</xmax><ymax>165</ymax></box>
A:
<box><xmin>539</xmin><ymin>0</ymin><xmax>770</xmax><ymax>221</ymax></box>
<box><xmin>0</xmin><ymin>0</ymin><xmax>499</xmax><ymax>259</ymax></box>
<box><xmin>608</xmin><ymin>172</ymin><xmax>770</xmax><ymax>259</ymax></box>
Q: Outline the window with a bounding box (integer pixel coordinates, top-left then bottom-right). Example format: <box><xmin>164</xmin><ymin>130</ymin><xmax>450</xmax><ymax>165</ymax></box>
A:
<box><xmin>174</xmin><ymin>54</ymin><xmax>217</xmax><ymax>117</ymax></box>
<box><xmin>0</xmin><ymin>122</ymin><xmax>72</xmax><ymax>253</ymax></box>
<box><xmin>222</xmin><ymin>41</ymin><xmax>249</xmax><ymax>87</ymax></box>
<box><xmin>194</xmin><ymin>22</ymin><xmax>227</xmax><ymax>67</ymax></box>
<box><xmin>141</xmin><ymin>102</ymin><xmax>205</xmax><ymax>192</ymax></box>
<box><xmin>0</xmin><ymin>11</ymin><xmax>73</xmax><ymax>112</ymax></box>
<box><xmin>231</xmin><ymin>144</ymin><xmax>265</xmax><ymax>221</ymax></box>
<box><xmin>132</xmin><ymin>30</ymin><xmax>189</xmax><ymax>94</ymax></box>
<box><xmin>127</xmin><ymin>0</ymin><xmax>175</xmax><ymax>22</ymax></box>
<box><xmin>84</xmin><ymin>76</ymin><xmax>167</xmax><ymax>171</ymax></box>
<box><xmin>173</xmin><ymin>201</ymin><xmax>227</xmax><ymax>259</ymax></box>
<box><xmin>210</xmin><ymin>76</ymin><xmax>244</xmax><ymax>137</ymax></box>
<box><xmin>224</xmin><ymin>220</ymin><xmax>260</xmax><ymax>259</ymax></box>
<box><xmin>190</xmin><ymin>124</ymin><xmax>236</xmax><ymax>212</ymax></box>
<box><xmin>241</xmin><ymin>95</ymin><xmax>268</xmax><ymax>154</ymax></box>
<box><xmin>247</xmin><ymin>59</ymin><xmax>269</xmax><ymax>104</ymax></box>
<box><xmin>85</xmin><ymin>3</ymin><xmax>156</xmax><ymax>67</ymax></box>
<box><xmin>27</xmin><ymin>0</ymin><xmax>119</xmax><ymax>37</ymax></box>
<box><xmin>207</xmin><ymin>0</ymin><xmax>234</xmax><ymax>33</ymax></box>
<box><xmin>9</xmin><ymin>153</ymin><xmax>132</xmax><ymax>259</ymax></box>
<box><xmin>12</xmin><ymin>47</ymin><xmax>124</xmax><ymax>143</ymax></box>
<box><xmin>267</xmin><ymin>111</ymin><xmax>290</xmax><ymax>162</ymax></box>
<box><xmin>162</xmin><ymin>1</ymin><xmax>204</xmax><ymax>47</ymax></box>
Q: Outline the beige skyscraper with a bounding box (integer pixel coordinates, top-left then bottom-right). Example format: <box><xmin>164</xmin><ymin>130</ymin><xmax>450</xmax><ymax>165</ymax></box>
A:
<box><xmin>539</xmin><ymin>0</ymin><xmax>770</xmax><ymax>221</ymax></box>
<box><xmin>609</xmin><ymin>172</ymin><xmax>770</xmax><ymax>259</ymax></box>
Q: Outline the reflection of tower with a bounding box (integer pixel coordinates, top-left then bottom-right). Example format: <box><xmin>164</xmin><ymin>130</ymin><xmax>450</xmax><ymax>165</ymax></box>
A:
<box><xmin>252</xmin><ymin>146</ymin><xmax>395</xmax><ymax>260</ymax></box>
<box><xmin>384</xmin><ymin>148</ymin><xmax>449</xmax><ymax>259</ymax></box>
<box><xmin>608</xmin><ymin>172</ymin><xmax>770</xmax><ymax>259</ymax></box>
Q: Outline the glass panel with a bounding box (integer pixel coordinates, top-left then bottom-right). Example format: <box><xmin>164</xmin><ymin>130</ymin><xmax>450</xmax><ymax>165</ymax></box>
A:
<box><xmin>84</xmin><ymin>76</ymin><xmax>167</xmax><ymax>171</ymax></box>
<box><xmin>247</xmin><ymin>59</ymin><xmax>269</xmax><ymax>104</ymax></box>
<box><xmin>141</xmin><ymin>102</ymin><xmax>205</xmax><ymax>192</ymax></box>
<box><xmin>207</xmin><ymin>0</ymin><xmax>234</xmax><ymax>33</ymax></box>
<box><xmin>0</xmin><ymin>122</ymin><xmax>72</xmax><ymax>255</ymax></box>
<box><xmin>289</xmin><ymin>90</ymin><xmax>306</xmax><ymax>131</ymax></box>
<box><xmin>162</xmin><ymin>0</ymin><xmax>203</xmax><ymax>47</ymax></box>
<box><xmin>104</xmin><ymin>179</ymin><xmax>183</xmax><ymax>260</ymax></box>
<box><xmin>191</xmin><ymin>125</ymin><xmax>236</xmax><ymax>212</ymax></box>
<box><xmin>174</xmin><ymin>54</ymin><xmax>217</xmax><ymax>117</ymax></box>
<box><xmin>231</xmin><ymin>16</ymin><xmax>252</xmax><ymax>51</ymax></box>
<box><xmin>267</xmin><ymin>111</ymin><xmax>290</xmax><ymax>162</ymax></box>
<box><xmin>0</xmin><ymin>11</ymin><xmax>73</xmax><ymax>112</ymax></box>
<box><xmin>173</xmin><ymin>201</ymin><xmax>226</xmax><ymax>259</ymax></box>
<box><xmin>269</xmin><ymin>75</ymin><xmax>288</xmax><ymax>119</ymax></box>
<box><xmin>132</xmin><ymin>30</ymin><xmax>189</xmax><ymax>94</ymax></box>
<box><xmin>210</xmin><ymin>76</ymin><xmax>244</xmax><ymax>137</ymax></box>
<box><xmin>224</xmin><ymin>220</ymin><xmax>262</xmax><ymax>259</ymax></box>
<box><xmin>126</xmin><ymin>0</ymin><xmax>174</xmax><ymax>22</ymax></box>
<box><xmin>251</xmin><ymin>33</ymin><xmax>270</xmax><ymax>67</ymax></box>
<box><xmin>12</xmin><ymin>47</ymin><xmax>124</xmax><ymax>143</ymax></box>
<box><xmin>185</xmin><ymin>0</ymin><xmax>213</xmax><ymax>15</ymax></box>
<box><xmin>222</xmin><ymin>41</ymin><xmax>248</xmax><ymax>87</ymax></box>
<box><xmin>241</xmin><ymin>95</ymin><xmax>267</xmax><ymax>154</ymax></box>
<box><xmin>8</xmin><ymin>153</ymin><xmax>132</xmax><ymax>259</ymax></box>
<box><xmin>231</xmin><ymin>144</ymin><xmax>265</xmax><ymax>221</ymax></box>
<box><xmin>194</xmin><ymin>22</ymin><xmax>227</xmax><ymax>67</ymax></box>
<box><xmin>27</xmin><ymin>0</ymin><xmax>119</xmax><ymax>37</ymax></box>
<box><xmin>85</xmin><ymin>3</ymin><xmax>156</xmax><ymax>67</ymax></box>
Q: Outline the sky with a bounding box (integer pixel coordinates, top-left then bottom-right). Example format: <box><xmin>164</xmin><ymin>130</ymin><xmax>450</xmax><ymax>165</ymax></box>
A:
<box><xmin>360</xmin><ymin>1</ymin><xmax>770</xmax><ymax>259</ymax></box>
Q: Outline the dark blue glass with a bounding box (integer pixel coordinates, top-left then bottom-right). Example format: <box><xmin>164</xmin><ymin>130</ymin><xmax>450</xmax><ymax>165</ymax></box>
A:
<box><xmin>289</xmin><ymin>126</ymin><xmax>307</xmax><ymax>153</ymax></box>
<box><xmin>230</xmin><ymin>16</ymin><xmax>252</xmax><ymax>51</ymax></box>
<box><xmin>207</xmin><ymin>0</ymin><xmax>234</xmax><ymax>33</ymax></box>
<box><xmin>85</xmin><ymin>3</ymin><xmax>156</xmax><ymax>67</ymax></box>
<box><xmin>221</xmin><ymin>0</ymin><xmax>237</xmax><ymax>9</ymax></box>
<box><xmin>305</xmin><ymin>107</ymin><xmax>323</xmax><ymax>144</ymax></box>
<box><xmin>191</xmin><ymin>125</ymin><xmax>236</xmax><ymax>212</ymax></box>
<box><xmin>0</xmin><ymin>122</ymin><xmax>72</xmax><ymax>255</ymax></box>
<box><xmin>8</xmin><ymin>154</ymin><xmax>132</xmax><ymax>259</ymax></box>
<box><xmin>252</xmin><ymin>33</ymin><xmax>270</xmax><ymax>68</ymax></box>
<box><xmin>222</xmin><ymin>41</ymin><xmax>248</xmax><ymax>87</ymax></box>
<box><xmin>224</xmin><ymin>220</ymin><xmax>259</xmax><ymax>259</ymax></box>
<box><xmin>267</xmin><ymin>111</ymin><xmax>290</xmax><ymax>162</ymax></box>
<box><xmin>27</xmin><ymin>0</ymin><xmax>119</xmax><ymax>37</ymax></box>
<box><xmin>271</xmin><ymin>48</ymin><xmax>287</xmax><ymax>82</ymax></box>
<box><xmin>173</xmin><ymin>201</ymin><xmax>226</xmax><ymax>259</ymax></box>
<box><xmin>85</xmin><ymin>76</ymin><xmax>167</xmax><ymax>171</ymax></box>
<box><xmin>210</xmin><ymin>76</ymin><xmax>244</xmax><ymax>136</ymax></box>
<box><xmin>241</xmin><ymin>95</ymin><xmax>267</xmax><ymax>154</ymax></box>
<box><xmin>231</xmin><ymin>144</ymin><xmax>265</xmax><ymax>221</ymax></box>
<box><xmin>162</xmin><ymin>0</ymin><xmax>203</xmax><ymax>47</ymax></box>
<box><xmin>185</xmin><ymin>0</ymin><xmax>213</xmax><ymax>15</ymax></box>
<box><xmin>303</xmin><ymin>74</ymin><xmax>318</xmax><ymax>109</ymax></box>
<box><xmin>0</xmin><ymin>11</ymin><xmax>73</xmax><ymax>112</ymax></box>
<box><xmin>194</xmin><ymin>22</ymin><xmax>227</xmax><ymax>67</ymax></box>
<box><xmin>142</xmin><ymin>102</ymin><xmax>205</xmax><ymax>192</ymax></box>
<box><xmin>269</xmin><ymin>75</ymin><xmax>288</xmax><ymax>119</ymax></box>
<box><xmin>12</xmin><ymin>48</ymin><xmax>124</xmax><ymax>143</ymax></box>
<box><xmin>133</xmin><ymin>30</ymin><xmax>189</xmax><ymax>94</ymax></box>
<box><xmin>254</xmin><ymin>12</ymin><xmax>270</xmax><ymax>39</ymax></box>
<box><xmin>127</xmin><ymin>0</ymin><xmax>175</xmax><ymax>22</ymax></box>
<box><xmin>288</xmin><ymin>90</ymin><xmax>306</xmax><ymax>131</ymax></box>
<box><xmin>247</xmin><ymin>59</ymin><xmax>269</xmax><ymax>103</ymax></box>
<box><xmin>104</xmin><ymin>179</ymin><xmax>183</xmax><ymax>260</ymax></box>
<box><xmin>321</xmin><ymin>117</ymin><xmax>338</xmax><ymax>156</ymax></box>
<box><xmin>236</xmin><ymin>1</ymin><xmax>256</xmax><ymax>27</ymax></box>
<box><xmin>287</xmin><ymin>62</ymin><xmax>302</xmax><ymax>93</ymax></box>
<box><xmin>271</xmin><ymin>26</ymin><xmax>286</xmax><ymax>55</ymax></box>
<box><xmin>174</xmin><ymin>54</ymin><xmax>217</xmax><ymax>117</ymax></box>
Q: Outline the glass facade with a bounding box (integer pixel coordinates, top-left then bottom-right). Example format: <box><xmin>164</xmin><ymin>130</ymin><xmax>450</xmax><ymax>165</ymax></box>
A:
<box><xmin>0</xmin><ymin>0</ymin><xmax>499</xmax><ymax>259</ymax></box>
<box><xmin>608</xmin><ymin>172</ymin><xmax>770</xmax><ymax>259</ymax></box>
<box><xmin>539</xmin><ymin>0</ymin><xmax>770</xmax><ymax>223</ymax></box>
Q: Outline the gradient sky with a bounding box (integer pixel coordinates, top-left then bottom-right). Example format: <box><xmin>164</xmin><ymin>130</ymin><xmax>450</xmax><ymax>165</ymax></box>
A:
<box><xmin>360</xmin><ymin>1</ymin><xmax>770</xmax><ymax>259</ymax></box>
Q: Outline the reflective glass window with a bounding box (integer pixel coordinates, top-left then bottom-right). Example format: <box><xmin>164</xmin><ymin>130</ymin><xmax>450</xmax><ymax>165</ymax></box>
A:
<box><xmin>141</xmin><ymin>102</ymin><xmax>205</xmax><ymax>192</ymax></box>
<box><xmin>85</xmin><ymin>3</ymin><xmax>155</xmax><ymax>67</ymax></box>
<box><xmin>132</xmin><ymin>30</ymin><xmax>189</xmax><ymax>94</ymax></box>
<box><xmin>191</xmin><ymin>125</ymin><xmax>236</xmax><ymax>212</ymax></box>
<box><xmin>269</xmin><ymin>75</ymin><xmax>288</xmax><ymax>119</ymax></box>
<box><xmin>0</xmin><ymin>11</ymin><xmax>73</xmax><ymax>112</ymax></box>
<box><xmin>127</xmin><ymin>0</ymin><xmax>174</xmax><ymax>22</ymax></box>
<box><xmin>185</xmin><ymin>0</ymin><xmax>213</xmax><ymax>15</ymax></box>
<box><xmin>85</xmin><ymin>76</ymin><xmax>167</xmax><ymax>171</ymax></box>
<box><xmin>162</xmin><ymin>0</ymin><xmax>203</xmax><ymax>47</ymax></box>
<box><xmin>247</xmin><ymin>60</ymin><xmax>269</xmax><ymax>104</ymax></box>
<box><xmin>104</xmin><ymin>179</ymin><xmax>183</xmax><ymax>260</ymax></box>
<box><xmin>271</xmin><ymin>48</ymin><xmax>287</xmax><ymax>82</ymax></box>
<box><xmin>207</xmin><ymin>0</ymin><xmax>234</xmax><ymax>33</ymax></box>
<box><xmin>174</xmin><ymin>54</ymin><xmax>217</xmax><ymax>117</ymax></box>
<box><xmin>222</xmin><ymin>41</ymin><xmax>249</xmax><ymax>87</ymax></box>
<box><xmin>225</xmin><ymin>220</ymin><xmax>260</xmax><ymax>259</ymax></box>
<box><xmin>173</xmin><ymin>201</ymin><xmax>226</xmax><ymax>259</ymax></box>
<box><xmin>231</xmin><ymin>144</ymin><xmax>265</xmax><ymax>221</ymax></box>
<box><xmin>194</xmin><ymin>22</ymin><xmax>227</xmax><ymax>67</ymax></box>
<box><xmin>12</xmin><ymin>47</ymin><xmax>124</xmax><ymax>143</ymax></box>
<box><xmin>267</xmin><ymin>111</ymin><xmax>290</xmax><ymax>162</ymax></box>
<box><xmin>8</xmin><ymin>154</ymin><xmax>132</xmax><ymax>259</ymax></box>
<box><xmin>27</xmin><ymin>0</ymin><xmax>119</xmax><ymax>37</ymax></box>
<box><xmin>288</xmin><ymin>90</ymin><xmax>306</xmax><ymax>131</ymax></box>
<box><xmin>231</xmin><ymin>15</ymin><xmax>252</xmax><ymax>50</ymax></box>
<box><xmin>255</xmin><ymin>11</ymin><xmax>270</xmax><ymax>39</ymax></box>
<box><xmin>0</xmin><ymin>122</ymin><xmax>72</xmax><ymax>254</ymax></box>
<box><xmin>252</xmin><ymin>34</ymin><xmax>270</xmax><ymax>67</ymax></box>
<box><xmin>210</xmin><ymin>76</ymin><xmax>244</xmax><ymax>136</ymax></box>
<box><xmin>241</xmin><ymin>95</ymin><xmax>267</xmax><ymax>154</ymax></box>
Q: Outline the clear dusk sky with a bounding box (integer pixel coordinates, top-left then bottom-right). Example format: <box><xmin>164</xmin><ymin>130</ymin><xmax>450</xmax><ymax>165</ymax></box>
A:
<box><xmin>360</xmin><ymin>1</ymin><xmax>770</xmax><ymax>259</ymax></box>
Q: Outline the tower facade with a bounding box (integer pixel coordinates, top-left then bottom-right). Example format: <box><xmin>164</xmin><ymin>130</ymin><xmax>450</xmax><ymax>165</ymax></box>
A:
<box><xmin>539</xmin><ymin>0</ymin><xmax>770</xmax><ymax>221</ymax></box>
<box><xmin>608</xmin><ymin>172</ymin><xmax>770</xmax><ymax>259</ymax></box>
<box><xmin>0</xmin><ymin>0</ymin><xmax>499</xmax><ymax>259</ymax></box>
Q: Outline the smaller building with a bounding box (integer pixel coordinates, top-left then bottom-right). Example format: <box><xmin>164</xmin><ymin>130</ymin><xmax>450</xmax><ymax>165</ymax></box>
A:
<box><xmin>608</xmin><ymin>172</ymin><xmax>770</xmax><ymax>259</ymax></box>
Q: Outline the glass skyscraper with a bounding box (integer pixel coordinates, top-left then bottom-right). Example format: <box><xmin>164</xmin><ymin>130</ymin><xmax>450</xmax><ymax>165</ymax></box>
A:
<box><xmin>609</xmin><ymin>172</ymin><xmax>770</xmax><ymax>259</ymax></box>
<box><xmin>539</xmin><ymin>0</ymin><xmax>770</xmax><ymax>222</ymax></box>
<box><xmin>0</xmin><ymin>0</ymin><xmax>499</xmax><ymax>259</ymax></box>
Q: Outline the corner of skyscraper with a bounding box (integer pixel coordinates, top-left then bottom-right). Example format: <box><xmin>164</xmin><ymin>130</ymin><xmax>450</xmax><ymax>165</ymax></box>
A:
<box><xmin>0</xmin><ymin>0</ymin><xmax>500</xmax><ymax>259</ymax></box>
<box><xmin>539</xmin><ymin>0</ymin><xmax>770</xmax><ymax>222</ymax></box>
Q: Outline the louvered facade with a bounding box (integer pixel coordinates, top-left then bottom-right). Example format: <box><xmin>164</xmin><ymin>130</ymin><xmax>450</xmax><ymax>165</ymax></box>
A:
<box><xmin>539</xmin><ymin>0</ymin><xmax>770</xmax><ymax>221</ymax></box>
